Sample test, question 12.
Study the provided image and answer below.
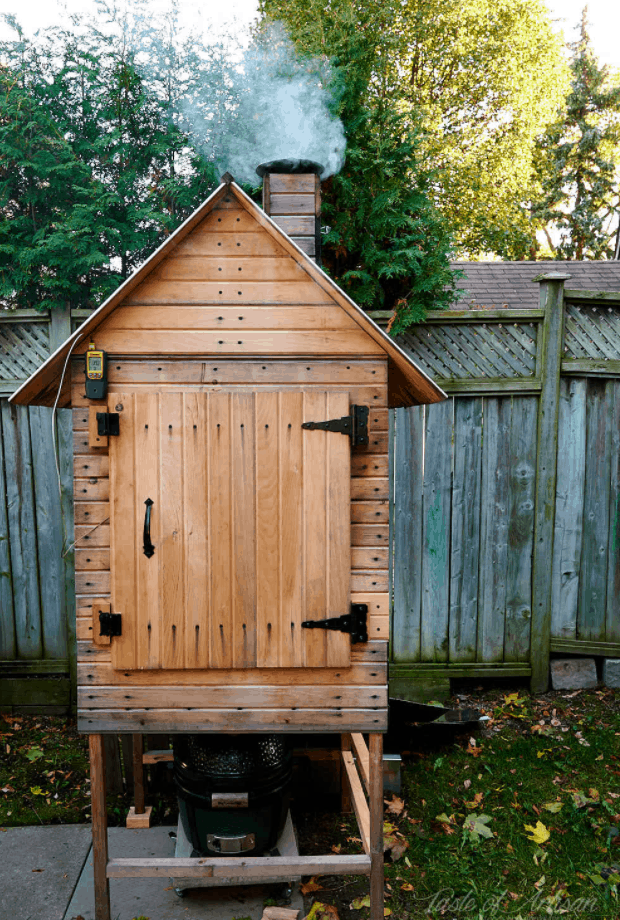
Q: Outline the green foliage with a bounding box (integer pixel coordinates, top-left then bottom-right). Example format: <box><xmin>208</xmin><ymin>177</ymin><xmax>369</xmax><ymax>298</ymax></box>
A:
<box><xmin>0</xmin><ymin>7</ymin><xmax>218</xmax><ymax>311</ymax></box>
<box><xmin>263</xmin><ymin>0</ymin><xmax>568</xmax><ymax>261</ymax></box>
<box><xmin>260</xmin><ymin>0</ymin><xmax>459</xmax><ymax>330</ymax></box>
<box><xmin>534</xmin><ymin>11</ymin><xmax>620</xmax><ymax>260</ymax></box>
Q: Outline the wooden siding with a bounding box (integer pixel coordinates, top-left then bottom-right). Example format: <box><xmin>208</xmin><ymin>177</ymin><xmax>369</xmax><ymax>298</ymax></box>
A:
<box><xmin>73</xmin><ymin>358</ymin><xmax>389</xmax><ymax>730</ymax></box>
<box><xmin>74</xmin><ymin>202</ymin><xmax>384</xmax><ymax>358</ymax></box>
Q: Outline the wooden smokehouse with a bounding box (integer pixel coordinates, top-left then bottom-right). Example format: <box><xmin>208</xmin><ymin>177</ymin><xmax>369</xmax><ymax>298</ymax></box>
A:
<box><xmin>10</xmin><ymin>164</ymin><xmax>445</xmax><ymax>920</ymax></box>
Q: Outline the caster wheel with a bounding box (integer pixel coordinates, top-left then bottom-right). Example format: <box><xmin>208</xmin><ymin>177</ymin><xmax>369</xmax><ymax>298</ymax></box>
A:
<box><xmin>174</xmin><ymin>886</ymin><xmax>186</xmax><ymax>898</ymax></box>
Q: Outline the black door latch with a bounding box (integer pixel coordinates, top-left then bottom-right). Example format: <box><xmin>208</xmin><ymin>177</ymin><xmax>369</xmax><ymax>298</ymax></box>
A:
<box><xmin>99</xmin><ymin>611</ymin><xmax>122</xmax><ymax>637</ymax></box>
<box><xmin>96</xmin><ymin>412</ymin><xmax>120</xmax><ymax>437</ymax></box>
<box><xmin>301</xmin><ymin>603</ymin><xmax>368</xmax><ymax>643</ymax></box>
<box><xmin>302</xmin><ymin>405</ymin><xmax>369</xmax><ymax>447</ymax></box>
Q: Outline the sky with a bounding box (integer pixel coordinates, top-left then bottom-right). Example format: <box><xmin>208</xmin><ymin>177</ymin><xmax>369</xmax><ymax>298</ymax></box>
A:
<box><xmin>1</xmin><ymin>0</ymin><xmax>620</xmax><ymax>70</ymax></box>
<box><xmin>0</xmin><ymin>0</ymin><xmax>619</xmax><ymax>67</ymax></box>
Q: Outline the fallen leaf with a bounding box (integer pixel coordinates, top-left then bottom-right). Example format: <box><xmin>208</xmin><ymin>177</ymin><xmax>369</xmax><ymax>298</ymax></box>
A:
<box><xmin>465</xmin><ymin>792</ymin><xmax>483</xmax><ymax>809</ymax></box>
<box><xmin>543</xmin><ymin>802</ymin><xmax>563</xmax><ymax>813</ymax></box>
<box><xmin>305</xmin><ymin>902</ymin><xmax>339</xmax><ymax>920</ymax></box>
<box><xmin>534</xmin><ymin>874</ymin><xmax>546</xmax><ymax>890</ymax></box>
<box><xmin>31</xmin><ymin>868</ymin><xmax>44</xmax><ymax>873</ymax></box>
<box><xmin>462</xmin><ymin>813</ymin><xmax>494</xmax><ymax>841</ymax></box>
<box><xmin>524</xmin><ymin>821</ymin><xmax>550</xmax><ymax>845</ymax></box>
<box><xmin>351</xmin><ymin>895</ymin><xmax>370</xmax><ymax>910</ymax></box>
<box><xmin>300</xmin><ymin>877</ymin><xmax>324</xmax><ymax>895</ymax></box>
<box><xmin>400</xmin><ymin>883</ymin><xmax>415</xmax><ymax>891</ymax></box>
<box><xmin>385</xmin><ymin>795</ymin><xmax>405</xmax><ymax>816</ymax></box>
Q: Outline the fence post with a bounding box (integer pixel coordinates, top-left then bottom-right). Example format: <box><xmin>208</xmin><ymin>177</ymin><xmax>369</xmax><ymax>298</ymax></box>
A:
<box><xmin>531</xmin><ymin>274</ymin><xmax>570</xmax><ymax>692</ymax></box>
<box><xmin>50</xmin><ymin>304</ymin><xmax>77</xmax><ymax>711</ymax></box>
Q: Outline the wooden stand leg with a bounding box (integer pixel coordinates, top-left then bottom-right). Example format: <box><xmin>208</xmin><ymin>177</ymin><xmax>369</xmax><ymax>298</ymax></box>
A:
<box><xmin>133</xmin><ymin>733</ymin><xmax>145</xmax><ymax>813</ymax></box>
<box><xmin>340</xmin><ymin>733</ymin><xmax>352</xmax><ymax>814</ymax></box>
<box><xmin>89</xmin><ymin>734</ymin><xmax>111</xmax><ymax>920</ymax></box>
<box><xmin>126</xmin><ymin>733</ymin><xmax>153</xmax><ymax>828</ymax></box>
<box><xmin>369</xmin><ymin>733</ymin><xmax>384</xmax><ymax>920</ymax></box>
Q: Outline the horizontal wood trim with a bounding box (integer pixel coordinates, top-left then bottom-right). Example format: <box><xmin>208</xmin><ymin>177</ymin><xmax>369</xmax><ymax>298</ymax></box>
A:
<box><xmin>351</xmin><ymin>574</ymin><xmax>389</xmax><ymax>594</ymax></box>
<box><xmin>269</xmin><ymin>174</ymin><xmax>317</xmax><ymax>194</ymax></box>
<box><xmin>73</xmin><ymin>478</ymin><xmax>109</xmax><ymax>501</ymax></box>
<box><xmin>200</xmin><ymin>208</ymin><xmax>261</xmax><ymax>232</ymax></box>
<box><xmin>351</xmin><ymin>478</ymin><xmax>389</xmax><ymax>501</ymax></box>
<box><xmin>368</xmin><ymin>309</ymin><xmax>545</xmax><ymax>323</ymax></box>
<box><xmin>564</xmin><ymin>289</ymin><xmax>620</xmax><ymax>303</ymax></box>
<box><xmin>0</xmin><ymin>659</ymin><xmax>69</xmax><ymax>675</ymax></box>
<box><xmin>269</xmin><ymin>193</ymin><xmax>316</xmax><ymax>215</ymax></box>
<box><xmin>77</xmin><ymin>660</ymin><xmax>387</xmax><ymax>686</ymax></box>
<box><xmin>71</xmin><ymin>384</ymin><xmax>387</xmax><ymax>409</ymax></box>
<box><xmin>351</xmin><ymin>548</ymin><xmax>388</xmax><ymax>569</ymax></box>
<box><xmin>72</xmin><ymin>358</ymin><xmax>388</xmax><ymax>385</ymax></box>
<box><xmin>390</xmin><ymin>663</ymin><xmax>532</xmax><ymax>677</ymax></box>
<box><xmin>100</xmin><ymin>306</ymin><xmax>360</xmax><ymax>332</ymax></box>
<box><xmin>106</xmin><ymin>854</ymin><xmax>371</xmax><ymax>879</ymax></box>
<box><xmin>78</xmin><ymin>685</ymin><xmax>388</xmax><ymax>710</ymax></box>
<box><xmin>120</xmin><ymin>281</ymin><xmax>335</xmax><ymax>306</ymax></box>
<box><xmin>436</xmin><ymin>378</ymin><xmax>542</xmax><ymax>394</ymax></box>
<box><xmin>74</xmin><ymin>502</ymin><xmax>109</xmax><ymax>525</ymax></box>
<box><xmin>352</xmin><ymin>455</ymin><xmax>389</xmax><ymax>478</ymax></box>
<box><xmin>74</xmin><ymin>455</ymin><xmax>109</xmax><ymax>477</ymax></box>
<box><xmin>73</xmin><ymin>408</ymin><xmax>90</xmax><ymax>430</ymax></box>
<box><xmin>351</xmin><ymin>501</ymin><xmax>389</xmax><ymax>523</ymax></box>
<box><xmin>174</xmin><ymin>231</ymin><xmax>287</xmax><ymax>257</ymax></box>
<box><xmin>351</xmin><ymin>524</ymin><xmax>389</xmax><ymax>546</ymax></box>
<box><xmin>152</xmin><ymin>256</ymin><xmax>309</xmax><ymax>282</ymax></box>
<box><xmin>74</xmin><ymin>524</ymin><xmax>110</xmax><ymax>547</ymax></box>
<box><xmin>78</xmin><ymin>707</ymin><xmax>388</xmax><ymax>733</ymax></box>
<box><xmin>367</xmin><ymin>614</ymin><xmax>389</xmax><ymax>638</ymax></box>
<box><xmin>75</xmin><ymin>548</ymin><xmax>110</xmax><ymax>570</ymax></box>
<box><xmin>551</xmin><ymin>638</ymin><xmax>620</xmax><ymax>657</ymax></box>
<box><xmin>75</xmin><ymin>330</ymin><xmax>384</xmax><ymax>356</ymax></box>
<box><xmin>561</xmin><ymin>359</ymin><xmax>620</xmax><ymax>377</ymax></box>
<box><xmin>76</xmin><ymin>571</ymin><xmax>110</xmax><ymax>594</ymax></box>
<box><xmin>271</xmin><ymin>215</ymin><xmax>315</xmax><ymax>236</ymax></box>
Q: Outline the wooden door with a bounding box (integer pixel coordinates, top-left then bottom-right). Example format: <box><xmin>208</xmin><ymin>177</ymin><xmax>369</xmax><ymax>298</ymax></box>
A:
<box><xmin>107</xmin><ymin>390</ymin><xmax>351</xmax><ymax>670</ymax></box>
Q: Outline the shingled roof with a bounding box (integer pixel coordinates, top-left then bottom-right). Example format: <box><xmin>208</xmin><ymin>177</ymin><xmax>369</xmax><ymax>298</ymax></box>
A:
<box><xmin>451</xmin><ymin>260</ymin><xmax>620</xmax><ymax>310</ymax></box>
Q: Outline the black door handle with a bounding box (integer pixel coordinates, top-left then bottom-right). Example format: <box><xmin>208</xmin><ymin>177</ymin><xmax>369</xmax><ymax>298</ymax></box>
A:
<box><xmin>143</xmin><ymin>498</ymin><xmax>155</xmax><ymax>558</ymax></box>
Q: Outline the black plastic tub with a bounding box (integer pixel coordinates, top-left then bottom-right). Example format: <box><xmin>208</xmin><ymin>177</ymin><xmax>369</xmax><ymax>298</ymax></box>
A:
<box><xmin>173</xmin><ymin>734</ymin><xmax>292</xmax><ymax>857</ymax></box>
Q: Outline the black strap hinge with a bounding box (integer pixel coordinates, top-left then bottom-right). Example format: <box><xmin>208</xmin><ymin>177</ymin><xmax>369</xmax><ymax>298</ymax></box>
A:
<box><xmin>301</xmin><ymin>603</ymin><xmax>368</xmax><ymax>644</ymax></box>
<box><xmin>99</xmin><ymin>611</ymin><xmax>122</xmax><ymax>637</ymax></box>
<box><xmin>302</xmin><ymin>405</ymin><xmax>369</xmax><ymax>447</ymax></box>
<box><xmin>96</xmin><ymin>412</ymin><xmax>120</xmax><ymax>437</ymax></box>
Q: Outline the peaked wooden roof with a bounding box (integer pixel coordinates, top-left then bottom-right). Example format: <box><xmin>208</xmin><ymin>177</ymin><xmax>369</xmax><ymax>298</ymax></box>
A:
<box><xmin>10</xmin><ymin>179</ymin><xmax>446</xmax><ymax>409</ymax></box>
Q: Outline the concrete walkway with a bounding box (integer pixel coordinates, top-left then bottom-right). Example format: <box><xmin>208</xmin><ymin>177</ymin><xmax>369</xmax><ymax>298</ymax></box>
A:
<box><xmin>0</xmin><ymin>825</ymin><xmax>302</xmax><ymax>920</ymax></box>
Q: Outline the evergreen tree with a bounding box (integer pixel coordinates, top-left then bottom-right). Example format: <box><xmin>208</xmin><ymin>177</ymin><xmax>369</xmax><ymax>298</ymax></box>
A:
<box><xmin>258</xmin><ymin>2</ymin><xmax>459</xmax><ymax>331</ymax></box>
<box><xmin>534</xmin><ymin>10</ymin><xmax>620</xmax><ymax>260</ymax></box>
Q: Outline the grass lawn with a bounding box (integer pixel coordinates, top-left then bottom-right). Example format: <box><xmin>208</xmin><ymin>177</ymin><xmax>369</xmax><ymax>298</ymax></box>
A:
<box><xmin>1</xmin><ymin>685</ymin><xmax>619</xmax><ymax>919</ymax></box>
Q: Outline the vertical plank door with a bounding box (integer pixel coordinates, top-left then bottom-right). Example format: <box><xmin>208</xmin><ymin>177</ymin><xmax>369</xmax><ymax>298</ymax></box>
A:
<box><xmin>107</xmin><ymin>391</ymin><xmax>351</xmax><ymax>669</ymax></box>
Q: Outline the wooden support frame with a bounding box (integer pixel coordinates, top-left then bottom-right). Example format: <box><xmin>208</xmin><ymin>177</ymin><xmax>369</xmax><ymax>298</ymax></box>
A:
<box><xmin>89</xmin><ymin>731</ymin><xmax>384</xmax><ymax>920</ymax></box>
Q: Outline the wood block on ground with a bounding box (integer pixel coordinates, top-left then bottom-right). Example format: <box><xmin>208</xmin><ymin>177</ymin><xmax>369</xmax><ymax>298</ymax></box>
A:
<box><xmin>262</xmin><ymin>909</ymin><xmax>301</xmax><ymax>920</ymax></box>
<box><xmin>126</xmin><ymin>805</ymin><xmax>153</xmax><ymax>829</ymax></box>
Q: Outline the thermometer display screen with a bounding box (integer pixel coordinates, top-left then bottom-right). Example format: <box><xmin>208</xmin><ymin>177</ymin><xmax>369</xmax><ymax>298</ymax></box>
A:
<box><xmin>88</xmin><ymin>356</ymin><xmax>103</xmax><ymax>373</ymax></box>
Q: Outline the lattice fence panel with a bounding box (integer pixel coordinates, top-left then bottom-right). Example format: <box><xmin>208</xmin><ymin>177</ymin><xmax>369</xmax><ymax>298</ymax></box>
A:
<box><xmin>564</xmin><ymin>303</ymin><xmax>620</xmax><ymax>360</ymax></box>
<box><xmin>399</xmin><ymin>321</ymin><xmax>538</xmax><ymax>380</ymax></box>
<box><xmin>0</xmin><ymin>321</ymin><xmax>50</xmax><ymax>380</ymax></box>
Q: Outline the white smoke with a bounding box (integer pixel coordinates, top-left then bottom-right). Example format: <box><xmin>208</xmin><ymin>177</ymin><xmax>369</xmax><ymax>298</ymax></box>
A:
<box><xmin>179</xmin><ymin>21</ymin><xmax>346</xmax><ymax>185</ymax></box>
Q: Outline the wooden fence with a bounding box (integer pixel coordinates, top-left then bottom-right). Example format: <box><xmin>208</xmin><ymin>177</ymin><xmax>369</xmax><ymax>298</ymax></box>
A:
<box><xmin>2</xmin><ymin>278</ymin><xmax>619</xmax><ymax>710</ymax></box>
<box><xmin>371</xmin><ymin>274</ymin><xmax>620</xmax><ymax>697</ymax></box>
<box><xmin>0</xmin><ymin>307</ymin><xmax>85</xmax><ymax>712</ymax></box>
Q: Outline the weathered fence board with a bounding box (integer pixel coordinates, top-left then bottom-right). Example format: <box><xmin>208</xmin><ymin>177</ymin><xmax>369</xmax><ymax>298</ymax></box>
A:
<box><xmin>0</xmin><ymin>414</ymin><xmax>15</xmax><ymax>658</ymax></box>
<box><xmin>551</xmin><ymin>378</ymin><xmax>586</xmax><ymax>640</ymax></box>
<box><xmin>449</xmin><ymin>397</ymin><xmax>482</xmax><ymax>662</ymax></box>
<box><xmin>392</xmin><ymin>406</ymin><xmax>424</xmax><ymax>662</ymax></box>
<box><xmin>578</xmin><ymin>379</ymin><xmax>611</xmax><ymax>642</ymax></box>
<box><xmin>1</xmin><ymin>401</ymin><xmax>43</xmax><ymax>659</ymax></box>
<box><xmin>420</xmin><ymin>399</ymin><xmax>452</xmax><ymax>662</ymax></box>
<box><xmin>607</xmin><ymin>382</ymin><xmax>620</xmax><ymax>644</ymax></box>
<box><xmin>504</xmin><ymin>398</ymin><xmax>536</xmax><ymax>662</ymax></box>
